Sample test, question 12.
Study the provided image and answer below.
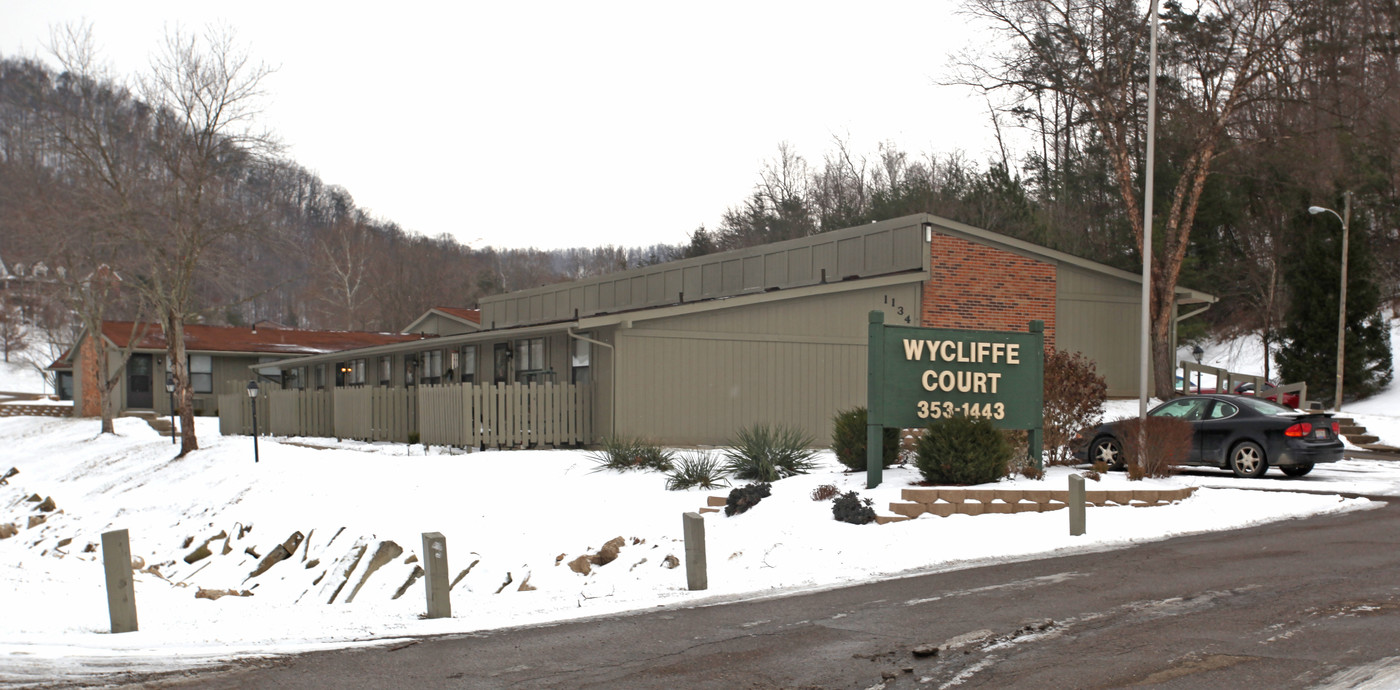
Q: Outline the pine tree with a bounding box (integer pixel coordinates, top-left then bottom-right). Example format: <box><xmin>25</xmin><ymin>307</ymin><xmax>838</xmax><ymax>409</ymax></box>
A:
<box><xmin>1276</xmin><ymin>204</ymin><xmax>1393</xmax><ymax>404</ymax></box>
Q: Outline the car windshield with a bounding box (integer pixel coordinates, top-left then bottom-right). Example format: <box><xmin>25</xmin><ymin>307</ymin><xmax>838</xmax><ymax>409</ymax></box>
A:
<box><xmin>1235</xmin><ymin>396</ymin><xmax>1295</xmax><ymax>416</ymax></box>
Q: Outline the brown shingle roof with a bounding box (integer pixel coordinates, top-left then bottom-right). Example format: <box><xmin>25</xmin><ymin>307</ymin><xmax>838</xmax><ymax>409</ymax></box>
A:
<box><xmin>433</xmin><ymin>307</ymin><xmax>481</xmax><ymax>323</ymax></box>
<box><xmin>101</xmin><ymin>321</ymin><xmax>430</xmax><ymax>356</ymax></box>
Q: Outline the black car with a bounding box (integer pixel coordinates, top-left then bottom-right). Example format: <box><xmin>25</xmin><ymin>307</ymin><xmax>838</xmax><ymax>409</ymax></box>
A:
<box><xmin>1078</xmin><ymin>394</ymin><xmax>1343</xmax><ymax>478</ymax></box>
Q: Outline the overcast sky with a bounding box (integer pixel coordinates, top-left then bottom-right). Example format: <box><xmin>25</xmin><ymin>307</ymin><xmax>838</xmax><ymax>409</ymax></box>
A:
<box><xmin>0</xmin><ymin>1</ymin><xmax>1009</xmax><ymax>250</ymax></box>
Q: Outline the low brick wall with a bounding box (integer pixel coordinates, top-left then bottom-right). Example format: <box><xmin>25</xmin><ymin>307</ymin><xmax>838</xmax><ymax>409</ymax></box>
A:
<box><xmin>879</xmin><ymin>486</ymin><xmax>1198</xmax><ymax>523</ymax></box>
<box><xmin>0</xmin><ymin>404</ymin><xmax>72</xmax><ymax>418</ymax></box>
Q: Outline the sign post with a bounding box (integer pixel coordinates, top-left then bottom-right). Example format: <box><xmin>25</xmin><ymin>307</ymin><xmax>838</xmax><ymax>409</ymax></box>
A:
<box><xmin>866</xmin><ymin>312</ymin><xmax>1044</xmax><ymax>488</ymax></box>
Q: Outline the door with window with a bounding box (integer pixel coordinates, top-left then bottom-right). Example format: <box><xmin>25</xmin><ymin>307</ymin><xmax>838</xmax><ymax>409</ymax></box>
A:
<box><xmin>127</xmin><ymin>354</ymin><xmax>154</xmax><ymax>409</ymax></box>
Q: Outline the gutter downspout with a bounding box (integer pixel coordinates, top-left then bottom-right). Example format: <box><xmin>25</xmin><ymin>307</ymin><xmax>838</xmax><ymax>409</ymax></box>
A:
<box><xmin>568</xmin><ymin>328</ymin><xmax>615</xmax><ymax>441</ymax></box>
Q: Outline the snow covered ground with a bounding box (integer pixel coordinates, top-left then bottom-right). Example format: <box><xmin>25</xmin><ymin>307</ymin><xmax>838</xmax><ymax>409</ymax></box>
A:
<box><xmin>1</xmin><ymin>412</ymin><xmax>1397</xmax><ymax>685</ymax></box>
<box><xmin>0</xmin><ymin>355</ymin><xmax>47</xmax><ymax>395</ymax></box>
<box><xmin>0</xmin><ymin>321</ymin><xmax>1394</xmax><ymax>685</ymax></box>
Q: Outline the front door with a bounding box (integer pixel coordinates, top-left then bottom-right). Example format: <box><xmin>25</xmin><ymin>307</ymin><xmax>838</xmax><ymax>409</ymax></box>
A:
<box><xmin>127</xmin><ymin>354</ymin><xmax>154</xmax><ymax>409</ymax></box>
<box><xmin>493</xmin><ymin>343</ymin><xmax>510</xmax><ymax>384</ymax></box>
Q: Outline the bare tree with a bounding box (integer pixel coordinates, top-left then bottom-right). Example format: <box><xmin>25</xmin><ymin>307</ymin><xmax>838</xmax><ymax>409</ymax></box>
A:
<box><xmin>48</xmin><ymin>23</ymin><xmax>276</xmax><ymax>455</ymax></box>
<box><xmin>955</xmin><ymin>0</ymin><xmax>1305</xmax><ymax>395</ymax></box>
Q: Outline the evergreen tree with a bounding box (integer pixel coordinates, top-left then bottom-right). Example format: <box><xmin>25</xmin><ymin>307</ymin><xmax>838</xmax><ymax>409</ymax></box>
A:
<box><xmin>1276</xmin><ymin>203</ymin><xmax>1393</xmax><ymax>404</ymax></box>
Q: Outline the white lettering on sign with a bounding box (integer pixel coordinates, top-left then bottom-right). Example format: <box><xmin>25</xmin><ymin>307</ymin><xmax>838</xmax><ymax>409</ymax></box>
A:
<box><xmin>902</xmin><ymin>339</ymin><xmax>1020</xmax><ymax>365</ymax></box>
<box><xmin>921</xmin><ymin>370</ymin><xmax>1002</xmax><ymax>394</ymax></box>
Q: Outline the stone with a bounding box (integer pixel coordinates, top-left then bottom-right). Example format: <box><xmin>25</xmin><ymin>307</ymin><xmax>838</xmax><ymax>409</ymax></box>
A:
<box><xmin>590</xmin><ymin>536</ymin><xmax>626</xmax><ymax>566</ymax></box>
<box><xmin>911</xmin><ymin>644</ymin><xmax>940</xmax><ymax>657</ymax></box>
<box><xmin>36</xmin><ymin>496</ymin><xmax>56</xmax><ymax>512</ymax></box>
<box><xmin>195</xmin><ymin>588</ymin><xmax>253</xmax><ymax>601</ymax></box>
<box><xmin>517</xmin><ymin>574</ymin><xmax>536</xmax><ymax>591</ymax></box>
<box><xmin>661</xmin><ymin>554</ymin><xmax>680</xmax><ymax>569</ymax></box>
<box><xmin>568</xmin><ymin>555</ymin><xmax>592</xmax><ymax>575</ymax></box>
<box><xmin>0</xmin><ymin>523</ymin><xmax>17</xmax><ymax>540</ymax></box>
<box><xmin>27</xmin><ymin>514</ymin><xmax>46</xmax><ymax>528</ymax></box>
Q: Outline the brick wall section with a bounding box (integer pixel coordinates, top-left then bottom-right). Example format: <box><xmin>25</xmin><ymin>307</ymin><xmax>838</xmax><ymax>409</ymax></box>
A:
<box><xmin>922</xmin><ymin>233</ymin><xmax>1057</xmax><ymax>349</ymax></box>
<box><xmin>77</xmin><ymin>335</ymin><xmax>102</xmax><ymax>417</ymax></box>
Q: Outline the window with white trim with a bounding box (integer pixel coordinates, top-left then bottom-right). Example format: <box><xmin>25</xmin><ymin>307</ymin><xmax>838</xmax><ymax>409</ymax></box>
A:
<box><xmin>571</xmin><ymin>335</ymin><xmax>590</xmax><ymax>384</ymax></box>
<box><xmin>188</xmin><ymin>355</ymin><xmax>213</xmax><ymax>394</ymax></box>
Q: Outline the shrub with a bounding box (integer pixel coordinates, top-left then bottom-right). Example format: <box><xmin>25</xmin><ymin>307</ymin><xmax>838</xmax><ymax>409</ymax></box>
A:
<box><xmin>723</xmin><ymin>424</ymin><xmax>819</xmax><ymax>482</ymax></box>
<box><xmin>664</xmin><ymin>450</ymin><xmax>730</xmax><ymax>490</ymax></box>
<box><xmin>725</xmin><ymin>482</ymin><xmax>771</xmax><ymax>516</ymax></box>
<box><xmin>1116</xmin><ymin>417</ymin><xmax>1192</xmax><ymax>480</ymax></box>
<box><xmin>914</xmin><ymin>414</ymin><xmax>1013</xmax><ymax>485</ymax></box>
<box><xmin>831</xmin><ymin>491</ymin><xmax>876</xmax><ymax>525</ymax></box>
<box><xmin>589</xmin><ymin>437</ymin><xmax>675</xmax><ymax>472</ymax></box>
<box><xmin>810</xmin><ymin>484</ymin><xmax>840</xmax><ymax>501</ymax></box>
<box><xmin>830</xmin><ymin>407</ymin><xmax>901</xmax><ymax>471</ymax></box>
<box><xmin>1042</xmin><ymin>350</ymin><xmax>1109</xmax><ymax>466</ymax></box>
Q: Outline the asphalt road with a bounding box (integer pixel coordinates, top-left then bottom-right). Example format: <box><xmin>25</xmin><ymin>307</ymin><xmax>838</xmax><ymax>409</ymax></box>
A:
<box><xmin>144</xmin><ymin>495</ymin><xmax>1400</xmax><ymax>690</ymax></box>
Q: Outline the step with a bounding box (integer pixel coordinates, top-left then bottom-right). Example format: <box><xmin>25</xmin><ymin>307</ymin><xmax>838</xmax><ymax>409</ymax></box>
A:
<box><xmin>1339</xmin><ymin>425</ymin><xmax>1368</xmax><ymax>435</ymax></box>
<box><xmin>1358</xmin><ymin>443</ymin><xmax>1400</xmax><ymax>454</ymax></box>
<box><xmin>1346</xmin><ymin>434</ymin><xmax>1380</xmax><ymax>445</ymax></box>
<box><xmin>1332</xmin><ymin>417</ymin><xmax>1356</xmax><ymax>426</ymax></box>
<box><xmin>706</xmin><ymin>495</ymin><xmax>728</xmax><ymax>507</ymax></box>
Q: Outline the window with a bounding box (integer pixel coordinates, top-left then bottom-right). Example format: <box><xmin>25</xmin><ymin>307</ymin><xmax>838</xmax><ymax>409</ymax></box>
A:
<box><xmin>284</xmin><ymin>367</ymin><xmax>304</xmax><ymax>390</ymax></box>
<box><xmin>1207</xmin><ymin>401</ymin><xmax>1238</xmax><ymax>420</ymax></box>
<box><xmin>460</xmin><ymin>345</ymin><xmax>476</xmax><ymax>384</ymax></box>
<box><xmin>515</xmin><ymin>338</ymin><xmax>544</xmax><ymax>371</ymax></box>
<box><xmin>378</xmin><ymin>356</ymin><xmax>391</xmax><ymax>386</ymax></box>
<box><xmin>338</xmin><ymin>359</ymin><xmax>366</xmax><ymax>386</ymax></box>
<box><xmin>419</xmin><ymin>350</ymin><xmax>443</xmax><ymax>385</ymax></box>
<box><xmin>1150</xmin><ymin>398</ymin><xmax>1207</xmax><ymax>421</ymax></box>
<box><xmin>56</xmin><ymin>371</ymin><xmax>74</xmax><ymax>400</ymax></box>
<box><xmin>404</xmin><ymin>357</ymin><xmax>416</xmax><ymax>387</ymax></box>
<box><xmin>571</xmin><ymin>335</ymin><xmax>590</xmax><ymax>385</ymax></box>
<box><xmin>257</xmin><ymin>357</ymin><xmax>282</xmax><ymax>385</ymax></box>
<box><xmin>189</xmin><ymin>355</ymin><xmax>213</xmax><ymax>394</ymax></box>
<box><xmin>313</xmin><ymin>364</ymin><xmax>327</xmax><ymax>390</ymax></box>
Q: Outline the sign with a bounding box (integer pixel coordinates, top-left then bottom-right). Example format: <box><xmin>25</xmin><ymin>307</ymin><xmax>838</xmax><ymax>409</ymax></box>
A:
<box><xmin>866</xmin><ymin>311</ymin><xmax>1044</xmax><ymax>487</ymax></box>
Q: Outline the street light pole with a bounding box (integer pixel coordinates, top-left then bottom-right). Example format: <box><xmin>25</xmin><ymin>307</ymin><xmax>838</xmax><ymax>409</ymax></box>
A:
<box><xmin>165</xmin><ymin>374</ymin><xmax>176</xmax><ymax>445</ymax></box>
<box><xmin>246</xmin><ymin>380</ymin><xmax>260</xmax><ymax>463</ymax></box>
<box><xmin>1308</xmin><ymin>191</ymin><xmax>1352</xmax><ymax>411</ymax></box>
<box><xmin>1139</xmin><ymin>0</ymin><xmax>1160</xmax><ymax>419</ymax></box>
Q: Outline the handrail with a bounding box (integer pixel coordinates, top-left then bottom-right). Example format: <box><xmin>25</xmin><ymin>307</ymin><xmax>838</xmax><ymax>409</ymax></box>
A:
<box><xmin>1177</xmin><ymin>361</ymin><xmax>1311</xmax><ymax>409</ymax></box>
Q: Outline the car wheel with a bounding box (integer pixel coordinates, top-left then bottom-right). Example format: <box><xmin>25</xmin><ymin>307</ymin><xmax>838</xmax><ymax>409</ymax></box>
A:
<box><xmin>1281</xmin><ymin>463</ymin><xmax>1314</xmax><ymax>478</ymax></box>
<box><xmin>1229</xmin><ymin>441</ymin><xmax>1268</xmax><ymax>478</ymax></box>
<box><xmin>1090</xmin><ymin>436</ymin><xmax>1124</xmax><ymax>470</ymax></box>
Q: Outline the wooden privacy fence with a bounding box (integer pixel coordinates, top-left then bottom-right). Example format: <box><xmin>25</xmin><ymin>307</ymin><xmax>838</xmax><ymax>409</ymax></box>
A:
<box><xmin>334</xmin><ymin>387</ymin><xmax>417</xmax><ymax>442</ymax></box>
<box><xmin>268</xmin><ymin>389</ymin><xmax>332</xmax><ymax>438</ymax></box>
<box><xmin>220</xmin><ymin>383</ymin><xmax>592</xmax><ymax>448</ymax></box>
<box><xmin>418</xmin><ymin>382</ymin><xmax>592</xmax><ymax>448</ymax></box>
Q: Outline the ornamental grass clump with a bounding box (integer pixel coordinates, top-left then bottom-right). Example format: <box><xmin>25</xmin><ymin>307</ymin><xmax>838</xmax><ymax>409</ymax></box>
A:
<box><xmin>831</xmin><ymin>491</ymin><xmax>877</xmax><ymax>525</ymax></box>
<box><xmin>588</xmin><ymin>437</ymin><xmax>674</xmax><ymax>472</ymax></box>
<box><xmin>830</xmin><ymin>407</ymin><xmax>901</xmax><ymax>471</ymax></box>
<box><xmin>664</xmin><ymin>450</ymin><xmax>730</xmax><ymax>491</ymax></box>
<box><xmin>723</xmin><ymin>424</ymin><xmax>819</xmax><ymax>482</ymax></box>
<box><xmin>914</xmin><ymin>414</ymin><xmax>1012</xmax><ymax>485</ymax></box>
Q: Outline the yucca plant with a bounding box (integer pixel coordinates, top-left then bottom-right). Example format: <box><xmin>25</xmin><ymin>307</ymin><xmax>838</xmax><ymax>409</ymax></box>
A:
<box><xmin>722</xmin><ymin>424</ymin><xmax>819</xmax><ymax>482</ymax></box>
<box><xmin>665</xmin><ymin>450</ymin><xmax>730</xmax><ymax>490</ymax></box>
<box><xmin>588</xmin><ymin>437</ymin><xmax>674</xmax><ymax>472</ymax></box>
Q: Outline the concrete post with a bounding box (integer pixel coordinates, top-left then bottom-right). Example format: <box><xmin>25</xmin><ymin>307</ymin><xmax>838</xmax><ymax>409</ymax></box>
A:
<box><xmin>683</xmin><ymin>512</ymin><xmax>707</xmax><ymax>591</ymax></box>
<box><xmin>101</xmin><ymin>529</ymin><xmax>138</xmax><ymax>633</ymax></box>
<box><xmin>421</xmin><ymin>532</ymin><xmax>450</xmax><ymax>619</ymax></box>
<box><xmin>1069</xmin><ymin>474</ymin><xmax>1086</xmax><ymax>537</ymax></box>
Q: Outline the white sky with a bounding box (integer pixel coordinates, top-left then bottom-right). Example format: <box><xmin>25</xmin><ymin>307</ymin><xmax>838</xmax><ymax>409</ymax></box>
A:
<box><xmin>0</xmin><ymin>1</ymin><xmax>1008</xmax><ymax>250</ymax></box>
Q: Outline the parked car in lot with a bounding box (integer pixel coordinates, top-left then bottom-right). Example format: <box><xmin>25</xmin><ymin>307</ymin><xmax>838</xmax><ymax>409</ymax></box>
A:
<box><xmin>1077</xmin><ymin>394</ymin><xmax>1343</xmax><ymax>478</ymax></box>
<box><xmin>1194</xmin><ymin>381</ymin><xmax>1302</xmax><ymax>409</ymax></box>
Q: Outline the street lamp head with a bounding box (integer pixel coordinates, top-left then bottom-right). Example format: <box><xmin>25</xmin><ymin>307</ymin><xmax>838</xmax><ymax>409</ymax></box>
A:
<box><xmin>1192</xmin><ymin>345</ymin><xmax>1204</xmax><ymax>362</ymax></box>
<box><xmin>165</xmin><ymin>374</ymin><xmax>174</xmax><ymax>393</ymax></box>
<box><xmin>1308</xmin><ymin>206</ymin><xmax>1328</xmax><ymax>215</ymax></box>
<box><xmin>246</xmin><ymin>380</ymin><xmax>259</xmax><ymax>398</ymax></box>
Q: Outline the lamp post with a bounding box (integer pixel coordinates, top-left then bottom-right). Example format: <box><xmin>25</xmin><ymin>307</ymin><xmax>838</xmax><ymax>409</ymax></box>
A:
<box><xmin>1191</xmin><ymin>345</ymin><xmax>1204</xmax><ymax>393</ymax></box>
<box><xmin>165</xmin><ymin>374</ymin><xmax>176</xmax><ymax>445</ymax></box>
<box><xmin>1308</xmin><ymin>191</ymin><xmax>1352</xmax><ymax>411</ymax></box>
<box><xmin>246</xmin><ymin>380</ymin><xmax>260</xmax><ymax>463</ymax></box>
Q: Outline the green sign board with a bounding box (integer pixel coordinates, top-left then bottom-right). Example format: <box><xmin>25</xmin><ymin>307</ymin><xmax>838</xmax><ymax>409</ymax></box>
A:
<box><xmin>866</xmin><ymin>311</ymin><xmax>1044</xmax><ymax>488</ymax></box>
